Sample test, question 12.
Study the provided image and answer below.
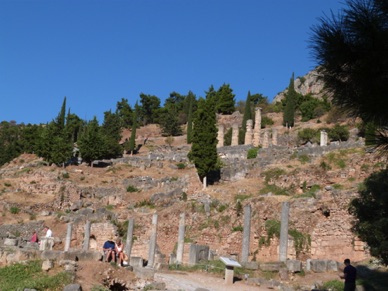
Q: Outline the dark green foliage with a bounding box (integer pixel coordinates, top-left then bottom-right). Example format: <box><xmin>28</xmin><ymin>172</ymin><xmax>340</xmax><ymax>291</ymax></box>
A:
<box><xmin>36</xmin><ymin>121</ymin><xmax>73</xmax><ymax>166</ymax></box>
<box><xmin>242</xmin><ymin>91</ymin><xmax>252</xmax><ymax>135</ymax></box>
<box><xmin>297</xmin><ymin>128</ymin><xmax>319</xmax><ymax>144</ymax></box>
<box><xmin>299</xmin><ymin>96</ymin><xmax>330</xmax><ymax>121</ymax></box>
<box><xmin>159</xmin><ymin>103</ymin><xmax>183</xmax><ymax>137</ymax></box>
<box><xmin>116</xmin><ymin>98</ymin><xmax>133</xmax><ymax>128</ymax></box>
<box><xmin>139</xmin><ymin>93</ymin><xmax>161</xmax><ymax>125</ymax></box>
<box><xmin>186</xmin><ymin>92</ymin><xmax>195</xmax><ymax>144</ymax></box>
<box><xmin>188</xmin><ymin>94</ymin><xmax>218</xmax><ymax>181</ymax></box>
<box><xmin>78</xmin><ymin>117</ymin><xmax>121</xmax><ymax>164</ymax></box>
<box><xmin>349</xmin><ymin>169</ymin><xmax>388</xmax><ymax>264</ymax></box>
<box><xmin>261</xmin><ymin>116</ymin><xmax>274</xmax><ymax>128</ymax></box>
<box><xmin>126</xmin><ymin>103</ymin><xmax>138</xmax><ymax>155</ymax></box>
<box><xmin>126</xmin><ymin>184</ymin><xmax>139</xmax><ymax>192</ymax></box>
<box><xmin>283</xmin><ymin>73</ymin><xmax>297</xmax><ymax>127</ymax></box>
<box><xmin>216</xmin><ymin>83</ymin><xmax>235</xmax><ymax>114</ymax></box>
<box><xmin>247</xmin><ymin>147</ymin><xmax>258</xmax><ymax>159</ymax></box>
<box><xmin>310</xmin><ymin>0</ymin><xmax>388</xmax><ymax>152</ymax></box>
<box><xmin>0</xmin><ymin>121</ymin><xmax>22</xmax><ymax>166</ymax></box>
<box><xmin>328</xmin><ymin>124</ymin><xmax>349</xmax><ymax>141</ymax></box>
<box><xmin>65</xmin><ymin>112</ymin><xmax>84</xmax><ymax>143</ymax></box>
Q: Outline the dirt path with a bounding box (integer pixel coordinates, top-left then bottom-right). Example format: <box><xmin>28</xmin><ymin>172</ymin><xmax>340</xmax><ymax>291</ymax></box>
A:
<box><xmin>155</xmin><ymin>271</ymin><xmax>267</xmax><ymax>291</ymax></box>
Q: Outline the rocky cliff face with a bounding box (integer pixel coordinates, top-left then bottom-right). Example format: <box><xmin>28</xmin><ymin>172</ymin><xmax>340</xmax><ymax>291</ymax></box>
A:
<box><xmin>273</xmin><ymin>68</ymin><xmax>328</xmax><ymax>103</ymax></box>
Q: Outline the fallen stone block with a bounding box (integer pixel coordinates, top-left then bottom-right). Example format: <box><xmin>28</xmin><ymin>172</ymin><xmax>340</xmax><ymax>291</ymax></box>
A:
<box><xmin>242</xmin><ymin>261</ymin><xmax>259</xmax><ymax>270</ymax></box>
<box><xmin>286</xmin><ymin>259</ymin><xmax>302</xmax><ymax>272</ymax></box>
<box><xmin>259</xmin><ymin>262</ymin><xmax>284</xmax><ymax>272</ymax></box>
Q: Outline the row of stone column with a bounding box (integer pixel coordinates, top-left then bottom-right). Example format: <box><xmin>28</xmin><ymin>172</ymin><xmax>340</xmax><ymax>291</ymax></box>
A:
<box><xmin>217</xmin><ymin>108</ymin><xmax>280</xmax><ymax>148</ymax></box>
<box><xmin>64</xmin><ymin>202</ymin><xmax>290</xmax><ymax>266</ymax></box>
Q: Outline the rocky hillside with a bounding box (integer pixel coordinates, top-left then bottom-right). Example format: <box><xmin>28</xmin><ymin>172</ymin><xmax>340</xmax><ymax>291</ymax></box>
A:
<box><xmin>273</xmin><ymin>68</ymin><xmax>329</xmax><ymax>103</ymax></box>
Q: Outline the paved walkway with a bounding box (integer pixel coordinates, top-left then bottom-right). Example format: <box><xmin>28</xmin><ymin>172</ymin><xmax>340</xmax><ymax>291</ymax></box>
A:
<box><xmin>155</xmin><ymin>271</ymin><xmax>267</xmax><ymax>291</ymax></box>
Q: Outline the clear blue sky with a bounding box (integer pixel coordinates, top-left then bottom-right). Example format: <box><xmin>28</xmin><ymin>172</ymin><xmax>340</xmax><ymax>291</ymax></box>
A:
<box><xmin>0</xmin><ymin>0</ymin><xmax>345</xmax><ymax>125</ymax></box>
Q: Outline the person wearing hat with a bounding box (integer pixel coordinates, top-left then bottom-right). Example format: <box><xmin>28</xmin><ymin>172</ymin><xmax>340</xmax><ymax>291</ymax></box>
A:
<box><xmin>103</xmin><ymin>236</ymin><xmax>116</xmax><ymax>263</ymax></box>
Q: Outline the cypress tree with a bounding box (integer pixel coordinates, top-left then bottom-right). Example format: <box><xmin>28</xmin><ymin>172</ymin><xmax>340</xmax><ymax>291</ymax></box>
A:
<box><xmin>126</xmin><ymin>102</ymin><xmax>138</xmax><ymax>155</ymax></box>
<box><xmin>188</xmin><ymin>90</ymin><xmax>218</xmax><ymax>184</ymax></box>
<box><xmin>283</xmin><ymin>73</ymin><xmax>296</xmax><ymax>128</ymax></box>
<box><xmin>186</xmin><ymin>93</ymin><xmax>194</xmax><ymax>144</ymax></box>
<box><xmin>241</xmin><ymin>91</ymin><xmax>252</xmax><ymax>143</ymax></box>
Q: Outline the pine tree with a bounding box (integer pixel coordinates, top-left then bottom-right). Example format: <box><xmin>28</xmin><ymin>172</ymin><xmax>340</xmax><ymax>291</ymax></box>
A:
<box><xmin>283</xmin><ymin>73</ymin><xmax>296</xmax><ymax>128</ymax></box>
<box><xmin>216</xmin><ymin>83</ymin><xmax>235</xmax><ymax>114</ymax></box>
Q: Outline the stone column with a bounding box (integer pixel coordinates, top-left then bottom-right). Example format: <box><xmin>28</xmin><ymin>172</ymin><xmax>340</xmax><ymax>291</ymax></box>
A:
<box><xmin>83</xmin><ymin>220</ymin><xmax>91</xmax><ymax>251</ymax></box>
<box><xmin>176</xmin><ymin>213</ymin><xmax>185</xmax><ymax>264</ymax></box>
<box><xmin>231</xmin><ymin>123</ymin><xmax>239</xmax><ymax>146</ymax></box>
<box><xmin>253</xmin><ymin>108</ymin><xmax>262</xmax><ymax>147</ymax></box>
<box><xmin>279</xmin><ymin>202</ymin><xmax>290</xmax><ymax>262</ymax></box>
<box><xmin>244</xmin><ymin>120</ymin><xmax>253</xmax><ymax>145</ymax></box>
<box><xmin>217</xmin><ymin>124</ymin><xmax>224</xmax><ymax>148</ymax></box>
<box><xmin>64</xmin><ymin>223</ymin><xmax>73</xmax><ymax>251</ymax></box>
<box><xmin>262</xmin><ymin>131</ymin><xmax>269</xmax><ymax>148</ymax></box>
<box><xmin>125</xmin><ymin>218</ymin><xmax>134</xmax><ymax>260</ymax></box>
<box><xmin>320</xmin><ymin>130</ymin><xmax>328</xmax><ymax>146</ymax></box>
<box><xmin>147</xmin><ymin>213</ymin><xmax>158</xmax><ymax>267</ymax></box>
<box><xmin>241</xmin><ymin>204</ymin><xmax>251</xmax><ymax>263</ymax></box>
<box><xmin>272</xmin><ymin>128</ymin><xmax>278</xmax><ymax>146</ymax></box>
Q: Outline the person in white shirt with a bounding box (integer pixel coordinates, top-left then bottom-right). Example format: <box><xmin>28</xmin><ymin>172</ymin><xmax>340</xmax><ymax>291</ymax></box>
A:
<box><xmin>44</xmin><ymin>226</ymin><xmax>52</xmax><ymax>238</ymax></box>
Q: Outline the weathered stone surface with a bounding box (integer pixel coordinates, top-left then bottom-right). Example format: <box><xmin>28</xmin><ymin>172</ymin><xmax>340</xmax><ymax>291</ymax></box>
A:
<box><xmin>41</xmin><ymin>250</ymin><xmax>64</xmax><ymax>260</ymax></box>
<box><xmin>63</xmin><ymin>250</ymin><xmax>102</xmax><ymax>261</ymax></box>
<box><xmin>132</xmin><ymin>266</ymin><xmax>155</xmax><ymax>280</ymax></box>
<box><xmin>259</xmin><ymin>262</ymin><xmax>284</xmax><ymax>272</ymax></box>
<box><xmin>242</xmin><ymin>261</ymin><xmax>259</xmax><ymax>270</ymax></box>
<box><xmin>4</xmin><ymin>238</ymin><xmax>18</xmax><ymax>246</ymax></box>
<box><xmin>286</xmin><ymin>259</ymin><xmax>302</xmax><ymax>272</ymax></box>
<box><xmin>327</xmin><ymin>260</ymin><xmax>339</xmax><ymax>271</ymax></box>
<box><xmin>63</xmin><ymin>284</ymin><xmax>82</xmax><ymax>291</ymax></box>
<box><xmin>42</xmin><ymin>259</ymin><xmax>54</xmax><ymax>271</ymax></box>
<box><xmin>279</xmin><ymin>267</ymin><xmax>289</xmax><ymax>280</ymax></box>
<box><xmin>143</xmin><ymin>282</ymin><xmax>166</xmax><ymax>290</ymax></box>
<box><xmin>309</xmin><ymin>259</ymin><xmax>327</xmax><ymax>273</ymax></box>
<box><xmin>130</xmin><ymin>256</ymin><xmax>144</xmax><ymax>268</ymax></box>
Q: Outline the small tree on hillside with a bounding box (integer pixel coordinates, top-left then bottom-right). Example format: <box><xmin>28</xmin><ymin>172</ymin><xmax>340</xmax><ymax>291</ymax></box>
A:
<box><xmin>283</xmin><ymin>73</ymin><xmax>297</xmax><ymax>128</ymax></box>
<box><xmin>188</xmin><ymin>94</ymin><xmax>218</xmax><ymax>187</ymax></box>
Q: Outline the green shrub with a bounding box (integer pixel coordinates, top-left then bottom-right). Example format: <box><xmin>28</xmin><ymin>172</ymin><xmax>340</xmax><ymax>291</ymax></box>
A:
<box><xmin>247</xmin><ymin>147</ymin><xmax>258</xmax><ymax>159</ymax></box>
<box><xmin>298</xmin><ymin>154</ymin><xmax>310</xmax><ymax>164</ymax></box>
<box><xmin>322</xmin><ymin>279</ymin><xmax>344</xmax><ymax>291</ymax></box>
<box><xmin>126</xmin><ymin>185</ymin><xmax>139</xmax><ymax>192</ymax></box>
<box><xmin>297</xmin><ymin>128</ymin><xmax>319</xmax><ymax>144</ymax></box>
<box><xmin>10</xmin><ymin>206</ymin><xmax>20</xmax><ymax>214</ymax></box>
<box><xmin>259</xmin><ymin>184</ymin><xmax>289</xmax><ymax>196</ymax></box>
<box><xmin>232</xmin><ymin>225</ymin><xmax>243</xmax><ymax>232</ymax></box>
<box><xmin>62</xmin><ymin>172</ymin><xmax>70</xmax><ymax>179</ymax></box>
<box><xmin>337</xmin><ymin>159</ymin><xmax>346</xmax><ymax>169</ymax></box>
<box><xmin>134</xmin><ymin>199</ymin><xmax>155</xmax><ymax>208</ymax></box>
<box><xmin>262</xmin><ymin>168</ymin><xmax>286</xmax><ymax>183</ymax></box>
<box><xmin>261</xmin><ymin>116</ymin><xmax>274</xmax><ymax>128</ymax></box>
<box><xmin>176</xmin><ymin>163</ymin><xmax>186</xmax><ymax>169</ymax></box>
<box><xmin>328</xmin><ymin>124</ymin><xmax>349</xmax><ymax>141</ymax></box>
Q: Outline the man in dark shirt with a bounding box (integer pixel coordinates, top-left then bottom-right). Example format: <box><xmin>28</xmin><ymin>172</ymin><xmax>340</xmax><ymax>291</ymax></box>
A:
<box><xmin>103</xmin><ymin>238</ymin><xmax>116</xmax><ymax>263</ymax></box>
<box><xmin>341</xmin><ymin>258</ymin><xmax>357</xmax><ymax>291</ymax></box>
